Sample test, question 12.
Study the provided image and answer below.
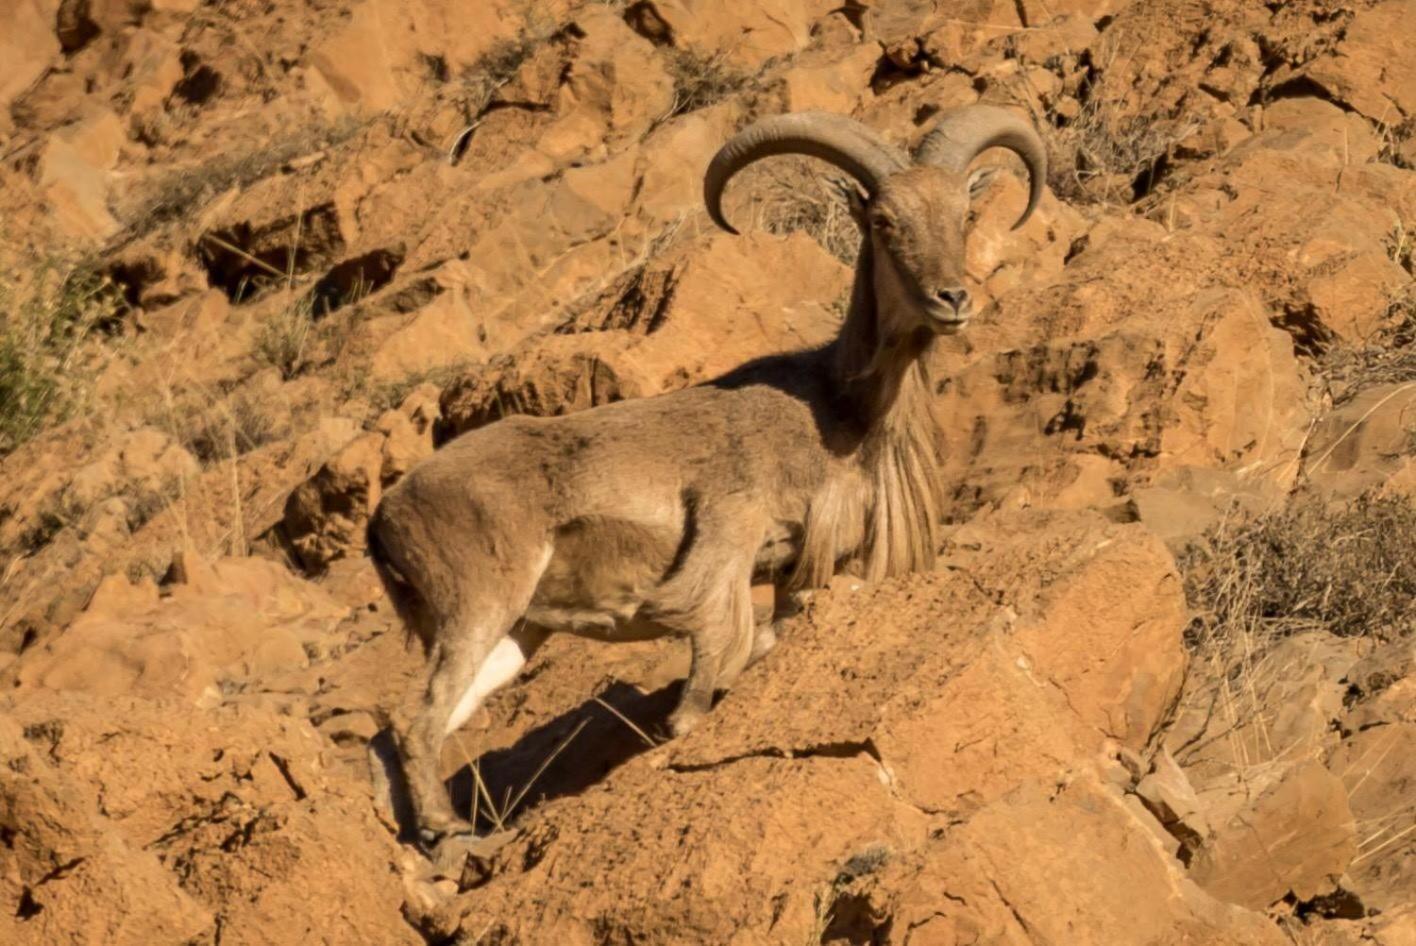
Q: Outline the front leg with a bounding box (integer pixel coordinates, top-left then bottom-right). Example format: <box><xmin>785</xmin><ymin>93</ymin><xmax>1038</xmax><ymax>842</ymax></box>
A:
<box><xmin>748</xmin><ymin>621</ymin><xmax>778</xmax><ymax>666</ymax></box>
<box><xmin>664</xmin><ymin>564</ymin><xmax>756</xmax><ymax>738</ymax></box>
<box><xmin>651</xmin><ymin>506</ymin><xmax>764</xmax><ymax>739</ymax></box>
<box><xmin>669</xmin><ymin>632</ymin><xmax>720</xmax><ymax>738</ymax></box>
<box><xmin>400</xmin><ymin>621</ymin><xmax>546</xmax><ymax>846</ymax></box>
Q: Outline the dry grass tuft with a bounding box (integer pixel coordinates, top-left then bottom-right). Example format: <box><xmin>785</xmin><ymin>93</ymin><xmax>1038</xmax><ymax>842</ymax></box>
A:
<box><xmin>255</xmin><ymin>296</ymin><xmax>316</xmax><ymax>381</ymax></box>
<box><xmin>1181</xmin><ymin>492</ymin><xmax>1416</xmax><ymax>650</ymax></box>
<box><xmin>158</xmin><ymin>386</ymin><xmax>283</xmax><ymax>466</ymax></box>
<box><xmin>0</xmin><ymin>266</ymin><xmax>126</xmax><ymax>458</ymax></box>
<box><xmin>1377</xmin><ymin>115</ymin><xmax>1415</xmax><ymax>169</ymax></box>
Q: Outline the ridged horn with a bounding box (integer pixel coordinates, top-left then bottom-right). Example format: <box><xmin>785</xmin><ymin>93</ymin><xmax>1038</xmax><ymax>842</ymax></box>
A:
<box><xmin>704</xmin><ymin>112</ymin><xmax>908</xmax><ymax>234</ymax></box>
<box><xmin>915</xmin><ymin>105</ymin><xmax>1047</xmax><ymax>229</ymax></box>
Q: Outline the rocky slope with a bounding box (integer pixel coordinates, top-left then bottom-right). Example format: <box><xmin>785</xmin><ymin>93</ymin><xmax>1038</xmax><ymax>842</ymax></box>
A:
<box><xmin>1</xmin><ymin>0</ymin><xmax>1414</xmax><ymax>943</ymax></box>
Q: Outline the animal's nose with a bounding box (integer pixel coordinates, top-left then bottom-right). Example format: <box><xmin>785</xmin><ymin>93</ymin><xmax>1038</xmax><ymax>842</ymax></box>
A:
<box><xmin>935</xmin><ymin>287</ymin><xmax>970</xmax><ymax>311</ymax></box>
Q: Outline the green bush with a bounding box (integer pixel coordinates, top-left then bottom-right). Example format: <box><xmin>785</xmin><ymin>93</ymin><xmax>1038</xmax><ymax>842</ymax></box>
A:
<box><xmin>0</xmin><ymin>267</ymin><xmax>124</xmax><ymax>457</ymax></box>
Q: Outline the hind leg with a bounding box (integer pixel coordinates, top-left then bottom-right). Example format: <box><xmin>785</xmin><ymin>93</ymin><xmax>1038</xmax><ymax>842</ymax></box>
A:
<box><xmin>445</xmin><ymin>623</ymin><xmax>549</xmax><ymax>736</ymax></box>
<box><xmin>399</xmin><ymin>627</ymin><xmax>501</xmax><ymax>843</ymax></box>
<box><xmin>401</xmin><ymin>621</ymin><xmax>551</xmax><ymax>843</ymax></box>
<box><xmin>397</xmin><ymin>554</ymin><xmax>552</xmax><ymax>844</ymax></box>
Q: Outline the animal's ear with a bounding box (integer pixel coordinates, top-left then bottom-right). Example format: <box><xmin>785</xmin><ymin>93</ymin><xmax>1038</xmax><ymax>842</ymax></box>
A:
<box><xmin>829</xmin><ymin>176</ymin><xmax>869</xmax><ymax>229</ymax></box>
<box><xmin>966</xmin><ymin>165</ymin><xmax>1000</xmax><ymax>202</ymax></box>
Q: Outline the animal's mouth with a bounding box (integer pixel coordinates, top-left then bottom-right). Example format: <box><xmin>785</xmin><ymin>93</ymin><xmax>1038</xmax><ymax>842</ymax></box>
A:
<box><xmin>924</xmin><ymin>304</ymin><xmax>971</xmax><ymax>332</ymax></box>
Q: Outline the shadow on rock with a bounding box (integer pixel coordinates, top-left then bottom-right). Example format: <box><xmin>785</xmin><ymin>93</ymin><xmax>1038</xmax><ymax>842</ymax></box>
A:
<box><xmin>371</xmin><ymin>680</ymin><xmax>680</xmax><ymax>843</ymax></box>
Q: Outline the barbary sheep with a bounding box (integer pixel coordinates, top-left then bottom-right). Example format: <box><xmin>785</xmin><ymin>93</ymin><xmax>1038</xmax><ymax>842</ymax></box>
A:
<box><xmin>368</xmin><ymin>104</ymin><xmax>1046</xmax><ymax>844</ymax></box>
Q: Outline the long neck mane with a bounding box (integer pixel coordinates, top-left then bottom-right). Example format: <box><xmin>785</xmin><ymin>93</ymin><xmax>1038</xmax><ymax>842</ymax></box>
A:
<box><xmin>792</xmin><ymin>241</ymin><xmax>944</xmax><ymax>588</ymax></box>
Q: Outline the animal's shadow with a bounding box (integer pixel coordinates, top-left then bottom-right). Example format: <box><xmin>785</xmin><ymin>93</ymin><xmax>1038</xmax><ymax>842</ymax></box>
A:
<box><xmin>449</xmin><ymin>680</ymin><xmax>679</xmax><ymax>831</ymax></box>
<box><xmin>370</xmin><ymin>681</ymin><xmax>678</xmax><ymax>842</ymax></box>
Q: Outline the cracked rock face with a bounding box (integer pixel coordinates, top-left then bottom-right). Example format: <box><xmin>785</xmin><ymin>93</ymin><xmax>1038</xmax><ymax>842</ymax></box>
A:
<box><xmin>397</xmin><ymin>512</ymin><xmax>1238</xmax><ymax>944</ymax></box>
<box><xmin>0</xmin><ymin>694</ymin><xmax>418</xmax><ymax>945</ymax></box>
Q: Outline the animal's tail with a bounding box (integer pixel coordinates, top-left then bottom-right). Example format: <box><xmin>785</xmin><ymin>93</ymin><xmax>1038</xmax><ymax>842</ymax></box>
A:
<box><xmin>367</xmin><ymin>506</ymin><xmax>435</xmax><ymax>654</ymax></box>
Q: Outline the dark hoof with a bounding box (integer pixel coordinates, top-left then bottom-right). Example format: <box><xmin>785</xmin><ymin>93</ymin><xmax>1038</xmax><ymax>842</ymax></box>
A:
<box><xmin>428</xmin><ymin>829</ymin><xmax>517</xmax><ymax>886</ymax></box>
<box><xmin>417</xmin><ymin>826</ymin><xmax>452</xmax><ymax>851</ymax></box>
<box><xmin>416</xmin><ymin>817</ymin><xmax>472</xmax><ymax>851</ymax></box>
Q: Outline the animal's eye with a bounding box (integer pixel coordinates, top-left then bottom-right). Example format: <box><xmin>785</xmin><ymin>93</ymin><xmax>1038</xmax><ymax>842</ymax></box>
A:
<box><xmin>872</xmin><ymin>216</ymin><xmax>894</xmax><ymax>232</ymax></box>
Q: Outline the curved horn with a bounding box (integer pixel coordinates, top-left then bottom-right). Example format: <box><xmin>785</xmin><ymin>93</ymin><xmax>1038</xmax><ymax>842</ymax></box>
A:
<box><xmin>915</xmin><ymin>105</ymin><xmax>1047</xmax><ymax>230</ymax></box>
<box><xmin>704</xmin><ymin>112</ymin><xmax>908</xmax><ymax>234</ymax></box>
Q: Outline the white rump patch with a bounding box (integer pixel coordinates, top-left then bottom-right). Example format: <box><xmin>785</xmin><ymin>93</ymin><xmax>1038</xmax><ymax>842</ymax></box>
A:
<box><xmin>444</xmin><ymin>634</ymin><xmax>532</xmax><ymax>736</ymax></box>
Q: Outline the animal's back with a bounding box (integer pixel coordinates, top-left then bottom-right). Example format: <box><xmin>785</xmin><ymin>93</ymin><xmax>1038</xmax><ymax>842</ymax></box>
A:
<box><xmin>408</xmin><ymin>352</ymin><xmax>841</xmax><ymax>525</ymax></box>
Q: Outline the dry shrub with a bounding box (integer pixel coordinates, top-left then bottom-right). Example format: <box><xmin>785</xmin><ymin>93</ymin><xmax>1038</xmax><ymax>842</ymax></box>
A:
<box><xmin>442</xmin><ymin>16</ymin><xmax>561</xmax><ymax>162</ymax></box>
<box><xmin>456</xmin><ymin>33</ymin><xmax>540</xmax><ymax>116</ymax></box>
<box><xmin>1043</xmin><ymin>97</ymin><xmax>1183</xmax><ymax>206</ymax></box>
<box><xmin>125</xmin><ymin>118</ymin><xmax>363</xmax><ymax>232</ymax></box>
<box><xmin>18</xmin><ymin>469</ymin><xmax>184</xmax><ymax>554</ymax></box>
<box><xmin>1174</xmin><ymin>492</ymin><xmax>1416</xmax><ymax>782</ymax></box>
<box><xmin>0</xmin><ymin>266</ymin><xmax>126</xmax><ymax>457</ymax></box>
<box><xmin>1392</xmin><ymin>221</ymin><xmax>1415</xmax><ymax>274</ymax></box>
<box><xmin>1321</xmin><ymin>224</ymin><xmax>1416</xmax><ymax>403</ymax></box>
<box><xmin>1181</xmin><ymin>492</ymin><xmax>1416</xmax><ymax>649</ymax></box>
<box><xmin>368</xmin><ymin>361</ymin><xmax>476</xmax><ymax>415</ymax></box>
<box><xmin>18</xmin><ymin>490</ymin><xmax>85</xmax><ymax>554</ymax></box>
<box><xmin>477</xmin><ymin>34</ymin><xmax>539</xmax><ymax>86</ymax></box>
<box><xmin>440</xmin><ymin>23</ymin><xmax>561</xmax><ymax>165</ymax></box>
<box><xmin>121</xmin><ymin>473</ymin><xmax>187</xmax><ymax>531</ymax></box>
<box><xmin>663</xmin><ymin>48</ymin><xmax>749</xmax><ymax>119</ymax></box>
<box><xmin>732</xmin><ymin>158</ymin><xmax>862</xmax><ymax>266</ymax></box>
<box><xmin>25</xmin><ymin>458</ymin><xmax>229</xmax><ymax>564</ymax></box>
<box><xmin>1019</xmin><ymin>39</ymin><xmax>1189</xmax><ymax>207</ymax></box>
<box><xmin>1322</xmin><ymin>305</ymin><xmax>1416</xmax><ymax>404</ymax></box>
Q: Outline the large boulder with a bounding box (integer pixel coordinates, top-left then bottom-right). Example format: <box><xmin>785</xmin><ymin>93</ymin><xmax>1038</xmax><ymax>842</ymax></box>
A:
<box><xmin>0</xmin><ymin>0</ymin><xmax>60</xmax><ymax>135</ymax></box>
<box><xmin>35</xmin><ymin>107</ymin><xmax>127</xmax><ymax>241</ymax></box>
<box><xmin>281</xmin><ymin>385</ymin><xmax>440</xmax><ymax>573</ymax></box>
<box><xmin>1190</xmin><ymin>762</ymin><xmax>1358</xmax><ymax>910</ymax></box>
<box><xmin>3</xmin><ymin>554</ymin><xmax>346</xmax><ymax>702</ymax></box>
<box><xmin>0</xmin><ymin>711</ymin><xmax>213</xmax><ymax>946</ymax></box>
<box><xmin>1304</xmin><ymin>384</ymin><xmax>1416</xmax><ymax>502</ymax></box>
<box><xmin>1304</xmin><ymin>0</ymin><xmax>1416</xmax><ymax>122</ymax></box>
<box><xmin>886</xmin><ymin>776</ymin><xmax>1287</xmax><ymax>946</ymax></box>
<box><xmin>307</xmin><ymin>0</ymin><xmax>568</xmax><ymax>114</ymax></box>
<box><xmin>642</xmin><ymin>0</ymin><xmax>832</xmax><ymax>69</ymax></box>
